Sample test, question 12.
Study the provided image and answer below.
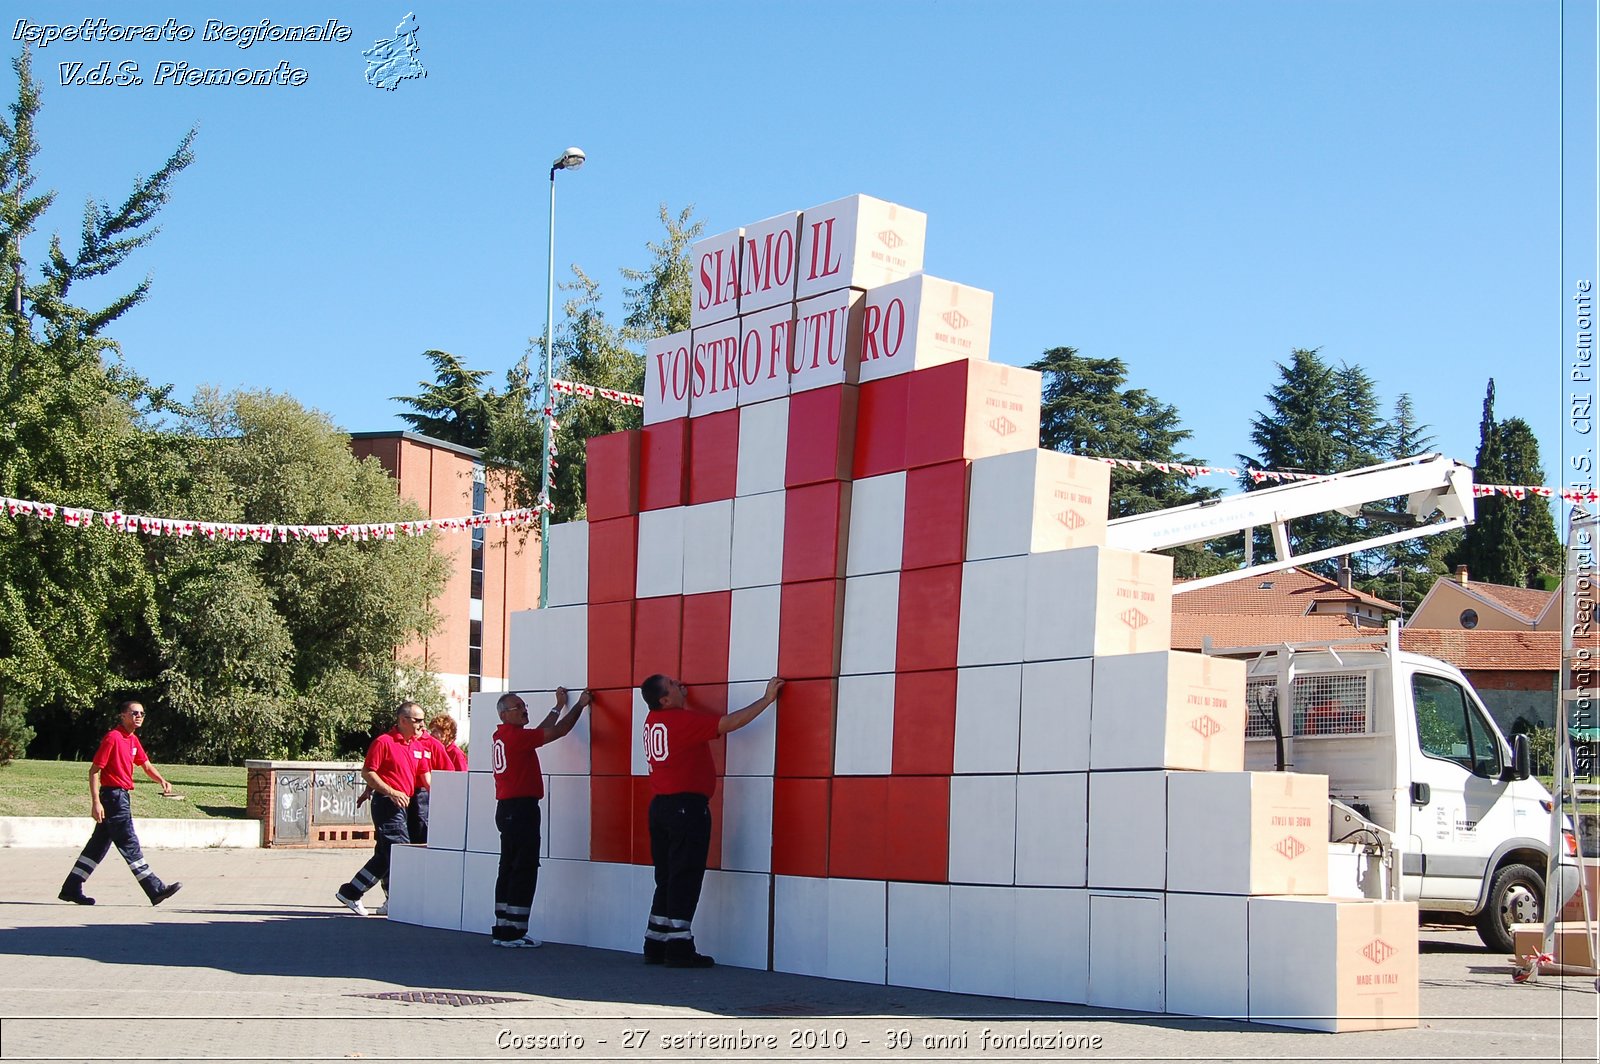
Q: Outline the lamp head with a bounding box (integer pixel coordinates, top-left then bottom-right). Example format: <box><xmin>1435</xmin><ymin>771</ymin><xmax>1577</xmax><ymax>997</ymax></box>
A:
<box><xmin>552</xmin><ymin>146</ymin><xmax>586</xmax><ymax>173</ymax></box>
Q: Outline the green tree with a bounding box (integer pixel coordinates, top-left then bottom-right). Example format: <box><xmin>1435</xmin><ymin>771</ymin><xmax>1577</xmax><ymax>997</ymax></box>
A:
<box><xmin>1357</xmin><ymin>393</ymin><xmax>1461</xmax><ymax>611</ymax></box>
<box><xmin>392</xmin><ymin>349</ymin><xmax>498</xmax><ymax>448</ymax></box>
<box><xmin>1454</xmin><ymin>380</ymin><xmax>1562</xmax><ymax>588</ymax></box>
<box><xmin>1028</xmin><ymin>346</ymin><xmax>1228</xmax><ymax>577</ymax></box>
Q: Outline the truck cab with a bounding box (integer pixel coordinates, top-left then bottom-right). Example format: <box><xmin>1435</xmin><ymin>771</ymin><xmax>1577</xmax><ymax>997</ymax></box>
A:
<box><xmin>1238</xmin><ymin>630</ymin><xmax>1581</xmax><ymax>952</ymax></box>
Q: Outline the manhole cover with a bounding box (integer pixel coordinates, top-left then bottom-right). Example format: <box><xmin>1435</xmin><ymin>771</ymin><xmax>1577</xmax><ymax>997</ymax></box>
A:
<box><xmin>351</xmin><ymin>991</ymin><xmax>523</xmax><ymax>1007</ymax></box>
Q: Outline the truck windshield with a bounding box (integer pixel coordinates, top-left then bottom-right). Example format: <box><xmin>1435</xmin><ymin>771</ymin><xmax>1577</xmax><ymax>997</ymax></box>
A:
<box><xmin>1413</xmin><ymin>673</ymin><xmax>1503</xmax><ymax>778</ymax></box>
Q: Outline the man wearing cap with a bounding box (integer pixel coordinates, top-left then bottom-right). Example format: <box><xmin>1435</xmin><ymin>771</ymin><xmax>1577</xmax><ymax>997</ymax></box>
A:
<box><xmin>489</xmin><ymin>686</ymin><xmax>592</xmax><ymax>948</ymax></box>
<box><xmin>58</xmin><ymin>700</ymin><xmax>182</xmax><ymax>907</ymax></box>
<box><xmin>335</xmin><ymin>702</ymin><xmax>431</xmax><ymax>916</ymax></box>
<box><xmin>639</xmin><ymin>674</ymin><xmax>783</xmax><ymax>968</ymax></box>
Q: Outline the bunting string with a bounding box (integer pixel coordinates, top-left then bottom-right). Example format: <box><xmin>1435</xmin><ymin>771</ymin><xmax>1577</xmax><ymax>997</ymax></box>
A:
<box><xmin>550</xmin><ymin>379</ymin><xmax>644</xmax><ymax>407</ymax></box>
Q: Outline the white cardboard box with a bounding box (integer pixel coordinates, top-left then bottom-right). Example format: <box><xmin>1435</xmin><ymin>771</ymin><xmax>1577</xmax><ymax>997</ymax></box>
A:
<box><xmin>827</xmin><ymin>878</ymin><xmax>888</xmax><ymax>984</ymax></box>
<box><xmin>795</xmin><ymin>194</ymin><xmax>927</xmax><ymax>300</ymax></box>
<box><xmin>1014</xmin><ymin>887</ymin><xmax>1089</xmax><ymax>1004</ymax></box>
<box><xmin>1166</xmin><ymin>892</ymin><xmax>1248</xmax><ymax>1018</ymax></box>
<box><xmin>725</xmin><ymin>679</ymin><xmax>777</xmax><ymax>775</ymax></box>
<box><xmin>773</xmin><ymin>875</ymin><xmax>830</xmax><ymax>977</ymax></box>
<box><xmin>949</xmin><ymin>885</ymin><xmax>1016</xmax><ymax>997</ymax></box>
<box><xmin>731</xmin><ymin>490</ymin><xmax>786</xmax><ymax>589</ymax></box>
<box><xmin>720</xmin><ymin>775</ymin><xmax>774</xmax><ymax>873</ymax></box>
<box><xmin>1018</xmin><ymin>658</ymin><xmax>1093</xmax><ymax>773</ymax></box>
<box><xmin>957</xmin><ymin>555</ymin><xmax>1029</xmax><ymax>666</ymax></box>
<box><xmin>526</xmin><ymin>857</ymin><xmax>591</xmax><ymax>947</ymax></box>
<box><xmin>689</xmin><ymin>315</ymin><xmax>741</xmax><ymax>416</ymax></box>
<box><xmin>887</xmin><ymin>881</ymin><xmax>951</xmax><ymax>991</ymax></box>
<box><xmin>1090</xmin><ymin>651</ymin><xmax>1246</xmax><ymax>772</ymax></box>
<box><xmin>1087</xmin><ymin>770</ymin><xmax>1167</xmax><ymax>890</ymax></box>
<box><xmin>464</xmin><ymin>770</ymin><xmax>501</xmax><ymax>855</ymax></box>
<box><xmin>1014</xmin><ymin>773</ymin><xmax>1088</xmax><ymax>887</ymax></box>
<box><xmin>1166</xmin><ymin>771</ymin><xmax>1330</xmax><ymax>896</ymax></box>
<box><xmin>546</xmin><ymin>520</ymin><xmax>589</xmax><ymax>607</ymax></box>
<box><xmin>1087</xmin><ymin>891</ymin><xmax>1165</xmax><ymax>1012</ymax></box>
<box><xmin>644</xmin><ymin>330</ymin><xmax>692</xmax><ymax>424</ymax></box>
<box><xmin>727</xmin><ymin>585</ymin><xmax>782</xmax><ymax>684</ymax></box>
<box><xmin>467</xmin><ymin>691</ymin><xmax>502</xmax><ymax>774</ymax></box>
<box><xmin>385</xmin><ymin>843</ymin><xmax>427</xmax><ymax>926</ymax></box>
<box><xmin>735</xmin><ymin>304</ymin><xmax>795</xmax><ymax>407</ymax></box>
<box><xmin>844</xmin><ymin>472</ymin><xmax>907</xmax><ymax>577</ymax></box>
<box><xmin>696</xmin><ymin>869</ymin><xmax>772</xmax><ymax>970</ymax></box>
<box><xmin>545</xmin><ymin>773</ymin><xmax>591</xmax><ymax>861</ymax></box>
<box><xmin>948</xmin><ymin>775</ymin><xmax>1017</xmax><ymax>885</ymax></box>
<box><xmin>737</xmin><ymin>211</ymin><xmax>801</xmax><ymax>314</ymax></box>
<box><xmin>953</xmin><ymin>663</ymin><xmax>1022</xmax><ymax>773</ymax></box>
<box><xmin>1248</xmin><ymin>897</ymin><xmax>1419</xmax><ymax>1032</ymax></box>
<box><xmin>460</xmin><ymin>849</ymin><xmax>497</xmax><ymax>936</ymax></box>
<box><xmin>427</xmin><ymin>771</ymin><xmax>468</xmax><ymax>851</ymax></box>
<box><xmin>419</xmin><ymin>846</ymin><xmax>464</xmax><ymax>932</ymax></box>
<box><xmin>858</xmin><ymin>274</ymin><xmax>994</xmax><ymax>383</ymax></box>
<box><xmin>689</xmin><ymin>228</ymin><xmax>741</xmax><ymax>328</ymax></box>
<box><xmin>833</xmin><ymin>672</ymin><xmax>896</xmax><ymax>775</ymax></box>
<box><xmin>965</xmin><ymin>449</ymin><xmax>1110</xmax><ymax>561</ymax></box>
<box><xmin>635</xmin><ymin>507</ymin><xmax>686</xmax><ymax>599</ymax></box>
<box><xmin>840</xmin><ymin>573</ymin><xmax>901</xmax><ymax>676</ymax></box>
<box><xmin>682</xmin><ymin>499</ymin><xmax>734</xmax><ymax>595</ymax></box>
<box><xmin>1023</xmin><ymin>547</ymin><xmax>1173</xmax><ymax>662</ymax></box>
<box><xmin>734</xmin><ymin>395</ymin><xmax>789</xmax><ymax>493</ymax></box>
<box><xmin>789</xmin><ymin>288</ymin><xmax>864</xmax><ymax>394</ymax></box>
<box><xmin>508</xmin><ymin>606</ymin><xmax>587</xmax><ymax>692</ymax></box>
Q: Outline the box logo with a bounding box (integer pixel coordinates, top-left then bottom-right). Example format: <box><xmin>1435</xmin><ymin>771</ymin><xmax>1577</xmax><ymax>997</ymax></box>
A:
<box><xmin>941</xmin><ymin>308</ymin><xmax>970</xmax><ymax>330</ymax></box>
<box><xmin>1361</xmin><ymin>938</ymin><xmax>1396</xmax><ymax>965</ymax></box>
<box><xmin>987</xmin><ymin>415</ymin><xmax>1017</xmax><ymax>437</ymax></box>
<box><xmin>1189</xmin><ymin>714</ymin><xmax>1222</xmax><ymax>739</ymax></box>
<box><xmin>877</xmin><ymin>229</ymin><xmax>904</xmax><ymax>249</ymax></box>
<box><xmin>1119</xmin><ymin>608</ymin><xmax>1149</xmax><ymax>631</ymax></box>
<box><xmin>1054</xmin><ymin>508</ymin><xmax>1085</xmax><ymax>530</ymax></box>
<box><xmin>1273</xmin><ymin>835</ymin><xmax>1306</xmax><ymax>861</ymax></box>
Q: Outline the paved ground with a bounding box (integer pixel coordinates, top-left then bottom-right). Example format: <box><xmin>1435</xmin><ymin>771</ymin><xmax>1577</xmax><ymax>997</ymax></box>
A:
<box><xmin>0</xmin><ymin>846</ymin><xmax>1595</xmax><ymax>1063</ymax></box>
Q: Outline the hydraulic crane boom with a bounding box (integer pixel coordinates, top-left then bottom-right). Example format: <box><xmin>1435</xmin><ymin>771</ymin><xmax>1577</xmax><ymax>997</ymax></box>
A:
<box><xmin>1104</xmin><ymin>454</ymin><xmax>1476</xmax><ymax>594</ymax></box>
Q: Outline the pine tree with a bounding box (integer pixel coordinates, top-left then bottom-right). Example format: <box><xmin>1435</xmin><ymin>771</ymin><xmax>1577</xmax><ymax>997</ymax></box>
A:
<box><xmin>392</xmin><ymin>349</ymin><xmax>497</xmax><ymax>448</ymax></box>
<box><xmin>1454</xmin><ymin>380</ymin><xmax>1563</xmax><ymax>588</ymax></box>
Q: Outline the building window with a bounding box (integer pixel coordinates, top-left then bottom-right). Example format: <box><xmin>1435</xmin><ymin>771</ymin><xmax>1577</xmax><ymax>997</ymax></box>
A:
<box><xmin>1459</xmin><ymin>608</ymin><xmax>1478</xmax><ymax>630</ymax></box>
<box><xmin>469</xmin><ymin>464</ymin><xmax>486</xmax><ymax>692</ymax></box>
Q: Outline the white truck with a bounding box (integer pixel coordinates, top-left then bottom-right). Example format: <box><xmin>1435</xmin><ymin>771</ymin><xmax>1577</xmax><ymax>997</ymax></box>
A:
<box><xmin>1106</xmin><ymin>453</ymin><xmax>1583</xmax><ymax>952</ymax></box>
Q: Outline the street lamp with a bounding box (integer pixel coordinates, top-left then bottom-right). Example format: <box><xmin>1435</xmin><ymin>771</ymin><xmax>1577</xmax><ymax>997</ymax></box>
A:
<box><xmin>539</xmin><ymin>146</ymin><xmax>584</xmax><ymax>609</ymax></box>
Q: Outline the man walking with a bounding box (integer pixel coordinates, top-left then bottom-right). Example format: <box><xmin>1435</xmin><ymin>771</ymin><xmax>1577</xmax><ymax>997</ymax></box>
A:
<box><xmin>335</xmin><ymin>702</ymin><xmax>431</xmax><ymax>916</ymax></box>
<box><xmin>490</xmin><ymin>687</ymin><xmax>591</xmax><ymax>948</ymax></box>
<box><xmin>639</xmin><ymin>674</ymin><xmax>782</xmax><ymax>968</ymax></box>
<box><xmin>58</xmin><ymin>700</ymin><xmax>182</xmax><ymax>907</ymax></box>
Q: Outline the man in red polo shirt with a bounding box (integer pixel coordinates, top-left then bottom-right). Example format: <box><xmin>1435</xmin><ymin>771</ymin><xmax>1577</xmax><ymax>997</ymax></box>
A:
<box><xmin>639</xmin><ymin>674</ymin><xmax>782</xmax><ymax>968</ymax></box>
<box><xmin>489</xmin><ymin>686</ymin><xmax>591</xmax><ymax>948</ymax></box>
<box><xmin>335</xmin><ymin>702</ymin><xmax>432</xmax><ymax>916</ymax></box>
<box><xmin>58</xmin><ymin>700</ymin><xmax>182</xmax><ymax>906</ymax></box>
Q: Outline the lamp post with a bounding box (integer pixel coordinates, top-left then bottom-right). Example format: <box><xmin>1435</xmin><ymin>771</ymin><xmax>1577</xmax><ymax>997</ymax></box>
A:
<box><xmin>539</xmin><ymin>146</ymin><xmax>585</xmax><ymax>609</ymax></box>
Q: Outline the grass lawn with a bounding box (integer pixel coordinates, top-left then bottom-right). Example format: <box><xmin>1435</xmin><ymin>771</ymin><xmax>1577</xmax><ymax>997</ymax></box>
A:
<box><xmin>0</xmin><ymin>759</ymin><xmax>249</xmax><ymax>820</ymax></box>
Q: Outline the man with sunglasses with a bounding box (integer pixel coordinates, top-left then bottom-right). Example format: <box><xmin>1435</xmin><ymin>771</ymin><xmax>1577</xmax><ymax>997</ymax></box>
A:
<box><xmin>58</xmin><ymin>700</ymin><xmax>182</xmax><ymax>907</ymax></box>
<box><xmin>335</xmin><ymin>702</ymin><xmax>432</xmax><ymax>916</ymax></box>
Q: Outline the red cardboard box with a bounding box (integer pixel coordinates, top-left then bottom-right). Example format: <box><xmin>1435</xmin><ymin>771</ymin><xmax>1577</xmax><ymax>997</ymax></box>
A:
<box><xmin>852</xmin><ymin>374</ymin><xmax>910</xmax><ymax>479</ymax></box>
<box><xmin>586</xmin><ymin>430</ymin><xmax>640</xmax><ymax>520</ymax></box>
<box><xmin>904</xmin><ymin>359</ymin><xmax>1042</xmax><ymax>469</ymax></box>
<box><xmin>680</xmin><ymin>592</ymin><xmax>732</xmax><ymax>685</ymax></box>
<box><xmin>632</xmin><ymin>596</ymin><xmax>683</xmax><ymax>686</ymax></box>
<box><xmin>785</xmin><ymin>384</ymin><xmax>859</xmax><ymax>487</ymax></box>
<box><xmin>587</xmin><ymin>603</ymin><xmax>635</xmax><ymax>691</ymax></box>
<box><xmin>590</xmin><ymin>775</ymin><xmax>633</xmax><ymax>863</ymax></box>
<box><xmin>829</xmin><ymin>777</ymin><xmax>889</xmax><ymax>880</ymax></box>
<box><xmin>782</xmin><ymin>481</ymin><xmax>852</xmax><ymax>583</ymax></box>
<box><xmin>639</xmin><ymin>420</ymin><xmax>690</xmax><ymax>511</ymax></box>
<box><xmin>773</xmin><ymin>677</ymin><xmax>837</xmax><ymax>777</ymax></box>
<box><xmin>588</xmin><ymin>688</ymin><xmax>638</xmax><ymax>777</ymax></box>
<box><xmin>630</xmin><ymin>775</ymin><xmax>656</xmax><ymax>866</ymax></box>
<box><xmin>689</xmin><ymin>408</ymin><xmax>740</xmax><ymax>505</ymax></box>
<box><xmin>902</xmin><ymin>461</ymin><xmax>968</xmax><ymax>570</ymax></box>
<box><xmin>886</xmin><ymin>776</ymin><xmax>950</xmax><ymax>883</ymax></box>
<box><xmin>778</xmin><ymin>579</ymin><xmax>845</xmax><ymax>679</ymax></box>
<box><xmin>772</xmin><ymin>777</ymin><xmax>831</xmax><ymax>878</ymax></box>
<box><xmin>895</xmin><ymin>565</ymin><xmax>962</xmax><ymax>673</ymax></box>
<box><xmin>891</xmin><ymin>669</ymin><xmax>957</xmax><ymax>776</ymax></box>
<box><xmin>587</xmin><ymin>516</ymin><xmax>638</xmax><ymax>604</ymax></box>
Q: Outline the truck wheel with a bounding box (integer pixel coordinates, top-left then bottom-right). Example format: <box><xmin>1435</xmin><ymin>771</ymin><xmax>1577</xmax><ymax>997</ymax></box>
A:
<box><xmin>1475</xmin><ymin>863</ymin><xmax>1544</xmax><ymax>953</ymax></box>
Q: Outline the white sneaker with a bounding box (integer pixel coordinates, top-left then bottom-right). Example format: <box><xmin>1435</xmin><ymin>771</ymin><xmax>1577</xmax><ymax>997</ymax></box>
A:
<box><xmin>491</xmin><ymin>936</ymin><xmax>542</xmax><ymax>949</ymax></box>
<box><xmin>374</xmin><ymin>902</ymin><xmax>388</xmax><ymax>916</ymax></box>
<box><xmin>335</xmin><ymin>892</ymin><xmax>369</xmax><ymax>917</ymax></box>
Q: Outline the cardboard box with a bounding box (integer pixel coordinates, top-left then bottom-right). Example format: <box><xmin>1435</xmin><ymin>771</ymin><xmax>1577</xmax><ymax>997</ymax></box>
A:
<box><xmin>536</xmin><ymin>695</ymin><xmax>591</xmax><ymax>775</ymax></box>
<box><xmin>772</xmin><ymin>782</ymin><xmax>831</xmax><ymax>878</ymax></box>
<box><xmin>895</xmin><ymin>564</ymin><xmax>962</xmax><ymax>673</ymax></box>
<box><xmin>1014</xmin><ymin>773</ymin><xmax>1088</xmax><ymax>887</ymax></box>
<box><xmin>463</xmin><ymin>770</ymin><xmax>499</xmax><ymax>855</ymax></box>
<box><xmin>1248</xmin><ymin>897</ymin><xmax>1419</xmax><ymax>1032</ymax></box>
<box><xmin>891</xmin><ymin>668</ymin><xmax>957</xmax><ymax>776</ymax></box>
<box><xmin>795</xmin><ymin>194</ymin><xmax>927</xmax><ymax>300</ymax></box>
<box><xmin>586</xmin><ymin>516</ymin><xmax>637</xmax><ymax>604</ymax></box>
<box><xmin>888</xmin><ymin>882</ymin><xmax>951</xmax><ymax>991</ymax></box>
<box><xmin>689</xmin><ymin>227</ymin><xmax>741</xmax><ymax>327</ymax></box>
<box><xmin>840</xmin><ymin>572</ymin><xmax>901</xmax><ymax>676</ymax></box>
<box><xmin>688</xmin><ymin>409</ymin><xmax>739</xmax><ymax>504</ymax></box>
<box><xmin>385</xmin><ymin>843</ymin><xmax>426</xmax><ymax>925</ymax></box>
<box><xmin>773</xmin><ymin>875</ymin><xmax>830</xmax><ymax>977</ymax></box>
<box><xmin>587</xmin><ymin>690</ymin><xmax>637</xmax><ymax>777</ymax></box>
<box><xmin>635</xmin><ymin>507</ymin><xmax>685</xmax><ymax>599</ymax></box>
<box><xmin>586</xmin><ymin>603</ymin><xmax>634</xmax><ymax>691</ymax></box>
<box><xmin>844</xmin><ymin>472</ymin><xmax>906</xmax><ymax>577</ymax></box>
<box><xmin>643</xmin><ymin>331</ymin><xmax>692</xmax><ymax>425</ymax></box>
<box><xmin>852</xmin><ymin>374</ymin><xmax>910</xmax><ymax>478</ymax></box>
<box><xmin>1166</xmin><ymin>892</ymin><xmax>1248</xmax><ymax>1018</ymax></box>
<box><xmin>949</xmin><ymin>885</ymin><xmax>1016</xmax><ymax>997</ymax></box>
<box><xmin>773</xmin><ymin>677</ymin><xmax>838</xmax><ymax>777</ymax></box>
<box><xmin>681</xmin><ymin>500</ymin><xmax>734</xmax><ymax>595</ymax></box>
<box><xmin>588</xmin><ymin>775</ymin><xmax>632</xmax><ymax>863</ymax></box>
<box><xmin>1019</xmin><ymin>658</ymin><xmax>1093</xmax><ymax>773</ymax></box>
<box><xmin>785</xmin><ymin>383</ymin><xmax>859</xmax><ymax>487</ymax></box>
<box><xmin>735</xmin><ymin>305</ymin><xmax>794</xmax><ymax>408</ymax></box>
<box><xmin>426</xmin><ymin>770</ymin><xmax>467</xmax><ymax>851</ymax></box>
<box><xmin>543</xmin><ymin>773</ymin><xmax>589</xmax><ymax>860</ymax></box>
<box><xmin>956</xmin><ymin>555</ymin><xmax>1029</xmax><ymax>666</ymax></box>
<box><xmin>966</xmin><ymin>449</ymin><xmax>1110</xmax><ymax>560</ymax></box>
<box><xmin>694</xmin><ymin>870</ymin><xmax>771</xmax><ymax>970</ymax></box>
<box><xmin>735</xmin><ymin>396</ymin><xmax>789</xmax><ymax>495</ymax></box>
<box><xmin>730</xmin><ymin>490</ymin><xmax>785</xmax><ymax>590</ymax></box>
<box><xmin>1167</xmin><ymin>771</ymin><xmax>1329</xmax><ymax>896</ymax></box>
<box><xmin>420</xmin><ymin>847</ymin><xmax>464</xmax><ymax>931</ymax></box>
<box><xmin>902</xmin><ymin>460</ymin><xmax>969</xmax><ymax>570</ymax></box>
<box><xmin>829</xmin><ymin>776</ymin><xmax>888</xmax><ymax>879</ymax></box>
<box><xmin>1015</xmin><ymin>887</ymin><xmax>1089</xmax><ymax>1004</ymax></box>
<box><xmin>904</xmin><ymin>359</ymin><xmax>1042</xmax><ymax>469</ymax></box>
<box><xmin>1090</xmin><ymin>651</ymin><xmax>1246</xmax><ymax>771</ymax></box>
<box><xmin>585</xmin><ymin>430</ymin><xmax>639</xmax><ymax>521</ymax></box>
<box><xmin>727</xmin><ymin>584</ymin><xmax>781</xmax><ymax>683</ymax></box>
<box><xmin>781</xmin><ymin>481</ymin><xmax>852</xmax><ymax>583</ymax></box>
<box><xmin>790</xmin><ymin>288</ymin><xmax>864</xmax><ymax>394</ymax></box>
<box><xmin>724</xmin><ymin>679</ymin><xmax>777</xmax><ymax>774</ymax></box>
<box><xmin>948</xmin><ymin>774</ymin><xmax>1017</xmax><ymax>885</ymax></box>
<box><xmin>638</xmin><ymin>419</ymin><xmax>689</xmax><ymax>511</ymax></box>
<box><xmin>1024</xmin><ymin>547</ymin><xmax>1174</xmax><ymax>661</ymax></box>
<box><xmin>859</xmin><ymin>274</ymin><xmax>994</xmax><ymax>383</ymax></box>
<box><xmin>1512</xmin><ymin>922</ymin><xmax>1598</xmax><ymax>970</ymax></box>
<box><xmin>719</xmin><ymin>776</ymin><xmax>773</xmax><ymax>874</ymax></box>
<box><xmin>546</xmin><ymin>520</ymin><xmax>588</xmax><ymax>607</ymax></box>
<box><xmin>460</xmin><ymin>849</ymin><xmax>497</xmax><ymax>937</ymax></box>
<box><xmin>466</xmin><ymin>691</ymin><xmax>502</xmax><ymax>773</ymax></box>
<box><xmin>689</xmin><ymin>316</ymin><xmax>741</xmax><ymax>415</ymax></box>
<box><xmin>777</xmin><ymin>579</ymin><xmax>845</xmax><ymax>680</ymax></box>
<box><xmin>886</xmin><ymin>776</ymin><xmax>950</xmax><ymax>883</ymax></box>
<box><xmin>508</xmin><ymin>605</ymin><xmax>587</xmax><ymax>692</ymax></box>
<box><xmin>679</xmin><ymin>591</ymin><xmax>732</xmax><ymax>684</ymax></box>
<box><xmin>953</xmin><ymin>663</ymin><xmax>1022</xmax><ymax>773</ymax></box>
<box><xmin>827</xmin><ymin>877</ymin><xmax>889</xmax><ymax>984</ymax></box>
<box><xmin>737</xmin><ymin>210</ymin><xmax>801</xmax><ymax>314</ymax></box>
<box><xmin>833</xmin><ymin>672</ymin><xmax>896</xmax><ymax>774</ymax></box>
<box><xmin>1087</xmin><ymin>891</ymin><xmax>1165</xmax><ymax>1012</ymax></box>
<box><xmin>1087</xmin><ymin>770</ymin><xmax>1167</xmax><ymax>890</ymax></box>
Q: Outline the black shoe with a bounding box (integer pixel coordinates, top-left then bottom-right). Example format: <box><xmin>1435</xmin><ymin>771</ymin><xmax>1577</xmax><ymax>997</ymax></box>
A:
<box><xmin>664</xmin><ymin>951</ymin><xmax>715</xmax><ymax>969</ymax></box>
<box><xmin>643</xmin><ymin>939</ymin><xmax>666</xmax><ymax>965</ymax></box>
<box><xmin>150</xmin><ymin>881</ymin><xmax>182</xmax><ymax>906</ymax></box>
<box><xmin>58</xmin><ymin>884</ymin><xmax>95</xmax><ymax>906</ymax></box>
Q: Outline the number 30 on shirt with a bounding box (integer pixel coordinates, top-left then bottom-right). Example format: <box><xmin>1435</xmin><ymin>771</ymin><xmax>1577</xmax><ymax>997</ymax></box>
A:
<box><xmin>643</xmin><ymin>722</ymin><xmax>669</xmax><ymax>763</ymax></box>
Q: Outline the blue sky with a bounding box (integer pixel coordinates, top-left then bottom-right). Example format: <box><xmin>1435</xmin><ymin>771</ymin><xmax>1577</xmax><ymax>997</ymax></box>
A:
<box><xmin>7</xmin><ymin>1</ymin><xmax>1591</xmax><ymax>491</ymax></box>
